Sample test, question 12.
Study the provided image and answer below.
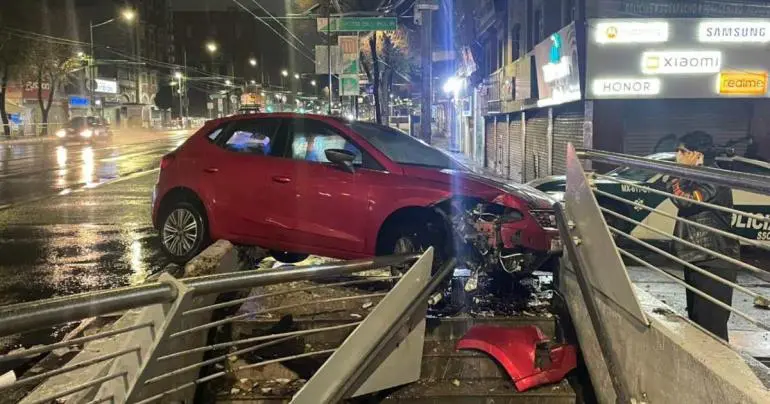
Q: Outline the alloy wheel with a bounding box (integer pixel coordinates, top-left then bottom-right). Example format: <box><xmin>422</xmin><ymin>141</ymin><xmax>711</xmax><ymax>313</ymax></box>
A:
<box><xmin>162</xmin><ymin>208</ymin><xmax>199</xmax><ymax>256</ymax></box>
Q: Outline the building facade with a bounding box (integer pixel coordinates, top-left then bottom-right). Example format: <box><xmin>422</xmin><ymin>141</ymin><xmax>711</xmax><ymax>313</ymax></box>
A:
<box><xmin>459</xmin><ymin>0</ymin><xmax>770</xmax><ymax>182</ymax></box>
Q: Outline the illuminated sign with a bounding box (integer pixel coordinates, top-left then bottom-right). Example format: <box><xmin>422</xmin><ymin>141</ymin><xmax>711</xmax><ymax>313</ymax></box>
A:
<box><xmin>595</xmin><ymin>21</ymin><xmax>669</xmax><ymax>43</ymax></box>
<box><xmin>699</xmin><ymin>21</ymin><xmax>770</xmax><ymax>43</ymax></box>
<box><xmin>543</xmin><ymin>56</ymin><xmax>572</xmax><ymax>82</ymax></box>
<box><xmin>95</xmin><ymin>78</ymin><xmax>118</xmax><ymax>94</ymax></box>
<box><xmin>718</xmin><ymin>71</ymin><xmax>768</xmax><ymax>95</ymax></box>
<box><xmin>641</xmin><ymin>51</ymin><xmax>722</xmax><ymax>74</ymax></box>
<box><xmin>592</xmin><ymin>78</ymin><xmax>661</xmax><ymax>96</ymax></box>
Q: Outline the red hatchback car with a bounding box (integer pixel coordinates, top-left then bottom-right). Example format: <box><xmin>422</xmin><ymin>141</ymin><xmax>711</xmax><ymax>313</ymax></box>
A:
<box><xmin>152</xmin><ymin>114</ymin><xmax>560</xmax><ymax>272</ymax></box>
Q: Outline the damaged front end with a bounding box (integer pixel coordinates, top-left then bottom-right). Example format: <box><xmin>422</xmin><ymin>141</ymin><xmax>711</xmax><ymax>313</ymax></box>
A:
<box><xmin>428</xmin><ymin>197</ymin><xmax>561</xmax><ymax>310</ymax></box>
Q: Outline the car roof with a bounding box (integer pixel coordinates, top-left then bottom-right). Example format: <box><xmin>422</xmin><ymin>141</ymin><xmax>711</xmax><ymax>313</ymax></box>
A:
<box><xmin>206</xmin><ymin>113</ymin><xmax>346</xmax><ymax>126</ymax></box>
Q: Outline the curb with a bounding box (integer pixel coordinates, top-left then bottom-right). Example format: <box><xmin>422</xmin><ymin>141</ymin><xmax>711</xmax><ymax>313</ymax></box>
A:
<box><xmin>0</xmin><ymin>136</ymin><xmax>55</xmax><ymax>146</ymax></box>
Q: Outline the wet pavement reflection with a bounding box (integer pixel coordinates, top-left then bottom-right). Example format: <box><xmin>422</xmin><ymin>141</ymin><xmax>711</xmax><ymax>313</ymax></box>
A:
<box><xmin>0</xmin><ymin>131</ymin><xmax>191</xmax><ymax>352</ymax></box>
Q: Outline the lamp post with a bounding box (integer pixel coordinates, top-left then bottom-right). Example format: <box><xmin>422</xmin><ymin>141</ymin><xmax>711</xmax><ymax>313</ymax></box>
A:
<box><xmin>174</xmin><ymin>71</ymin><xmax>183</xmax><ymax>124</ymax></box>
<box><xmin>281</xmin><ymin>69</ymin><xmax>288</xmax><ymax>88</ymax></box>
<box><xmin>89</xmin><ymin>8</ymin><xmax>135</xmax><ymax>114</ymax></box>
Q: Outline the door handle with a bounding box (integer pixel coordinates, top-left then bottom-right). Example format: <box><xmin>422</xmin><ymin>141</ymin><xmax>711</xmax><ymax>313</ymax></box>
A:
<box><xmin>272</xmin><ymin>176</ymin><xmax>292</xmax><ymax>184</ymax></box>
<box><xmin>204</xmin><ymin>167</ymin><xmax>219</xmax><ymax>173</ymax></box>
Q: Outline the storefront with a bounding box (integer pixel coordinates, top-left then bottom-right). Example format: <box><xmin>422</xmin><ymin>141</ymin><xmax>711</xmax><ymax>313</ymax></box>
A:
<box><xmin>586</xmin><ymin>18</ymin><xmax>770</xmax><ymax>157</ymax></box>
<box><xmin>481</xmin><ymin>22</ymin><xmax>586</xmax><ymax>182</ymax></box>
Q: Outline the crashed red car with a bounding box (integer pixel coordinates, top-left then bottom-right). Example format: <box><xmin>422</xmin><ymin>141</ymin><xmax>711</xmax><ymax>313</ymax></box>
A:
<box><xmin>152</xmin><ymin>113</ymin><xmax>560</xmax><ymax>274</ymax></box>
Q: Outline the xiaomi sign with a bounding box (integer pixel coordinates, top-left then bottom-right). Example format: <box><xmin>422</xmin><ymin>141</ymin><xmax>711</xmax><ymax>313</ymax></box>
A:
<box><xmin>718</xmin><ymin>71</ymin><xmax>768</xmax><ymax>95</ymax></box>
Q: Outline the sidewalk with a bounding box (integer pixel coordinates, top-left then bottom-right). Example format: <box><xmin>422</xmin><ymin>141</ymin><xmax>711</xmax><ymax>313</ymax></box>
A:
<box><xmin>431</xmin><ymin>135</ymin><xmax>512</xmax><ymax>183</ymax></box>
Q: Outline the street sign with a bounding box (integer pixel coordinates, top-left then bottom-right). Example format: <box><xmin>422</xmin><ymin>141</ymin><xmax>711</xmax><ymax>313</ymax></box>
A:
<box><xmin>317</xmin><ymin>17</ymin><xmax>397</xmax><ymax>32</ymax></box>
<box><xmin>340</xmin><ymin>75</ymin><xmax>360</xmax><ymax>96</ymax></box>
<box><xmin>315</xmin><ymin>45</ymin><xmax>342</xmax><ymax>74</ymax></box>
<box><xmin>339</xmin><ymin>36</ymin><xmax>359</xmax><ymax>75</ymax></box>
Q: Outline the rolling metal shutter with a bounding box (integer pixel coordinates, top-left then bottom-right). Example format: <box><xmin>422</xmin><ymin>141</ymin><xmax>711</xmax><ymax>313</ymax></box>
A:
<box><xmin>524</xmin><ymin>110</ymin><xmax>549</xmax><ymax>182</ymax></box>
<box><xmin>509</xmin><ymin>114</ymin><xmax>524</xmax><ymax>182</ymax></box>
<box><xmin>552</xmin><ymin>103</ymin><xmax>584</xmax><ymax>175</ymax></box>
<box><xmin>485</xmin><ymin>117</ymin><xmax>496</xmax><ymax>170</ymax></box>
<box><xmin>496</xmin><ymin>118</ymin><xmax>509</xmax><ymax>177</ymax></box>
<box><xmin>623</xmin><ymin>100</ymin><xmax>751</xmax><ymax>156</ymax></box>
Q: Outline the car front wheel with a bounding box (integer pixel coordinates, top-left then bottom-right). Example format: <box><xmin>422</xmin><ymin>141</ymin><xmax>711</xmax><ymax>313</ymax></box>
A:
<box><xmin>160</xmin><ymin>201</ymin><xmax>208</xmax><ymax>264</ymax></box>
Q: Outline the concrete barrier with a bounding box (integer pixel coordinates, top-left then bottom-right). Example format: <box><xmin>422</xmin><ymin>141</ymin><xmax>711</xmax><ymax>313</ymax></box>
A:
<box><xmin>20</xmin><ymin>240</ymin><xmax>239</xmax><ymax>404</ymax></box>
<box><xmin>560</xmin><ymin>260</ymin><xmax>770</xmax><ymax>404</ymax></box>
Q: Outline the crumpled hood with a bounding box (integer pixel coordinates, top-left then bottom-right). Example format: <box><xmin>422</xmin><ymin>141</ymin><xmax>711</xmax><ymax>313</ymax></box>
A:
<box><xmin>401</xmin><ymin>166</ymin><xmax>556</xmax><ymax>209</ymax></box>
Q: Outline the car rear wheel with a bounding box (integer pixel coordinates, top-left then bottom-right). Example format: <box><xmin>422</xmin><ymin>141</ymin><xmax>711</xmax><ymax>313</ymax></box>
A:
<box><xmin>160</xmin><ymin>201</ymin><xmax>208</xmax><ymax>264</ymax></box>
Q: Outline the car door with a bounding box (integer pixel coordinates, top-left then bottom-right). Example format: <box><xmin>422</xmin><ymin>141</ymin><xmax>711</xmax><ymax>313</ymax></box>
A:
<box><xmin>728</xmin><ymin>159</ymin><xmax>770</xmax><ymax>242</ymax></box>
<box><xmin>202</xmin><ymin>117</ymin><xmax>288</xmax><ymax>244</ymax></box>
<box><xmin>269</xmin><ymin>118</ymin><xmax>379</xmax><ymax>255</ymax></box>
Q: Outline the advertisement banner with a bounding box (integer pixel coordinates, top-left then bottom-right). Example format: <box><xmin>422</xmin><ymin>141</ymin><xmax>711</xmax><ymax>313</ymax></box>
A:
<box><xmin>23</xmin><ymin>80</ymin><xmax>51</xmax><ymax>100</ymax></box>
<box><xmin>586</xmin><ymin>18</ymin><xmax>770</xmax><ymax>99</ymax></box>
<box><xmin>340</xmin><ymin>75</ymin><xmax>360</xmax><ymax>96</ymax></box>
<box><xmin>533</xmin><ymin>22</ymin><xmax>581</xmax><ymax>106</ymax></box>
<box><xmin>338</xmin><ymin>36</ymin><xmax>359</xmax><ymax>75</ymax></box>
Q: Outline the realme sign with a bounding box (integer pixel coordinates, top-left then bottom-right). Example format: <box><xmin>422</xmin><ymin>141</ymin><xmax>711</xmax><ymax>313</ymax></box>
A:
<box><xmin>718</xmin><ymin>71</ymin><xmax>768</xmax><ymax>95</ymax></box>
<box><xmin>641</xmin><ymin>51</ymin><xmax>722</xmax><ymax>74</ymax></box>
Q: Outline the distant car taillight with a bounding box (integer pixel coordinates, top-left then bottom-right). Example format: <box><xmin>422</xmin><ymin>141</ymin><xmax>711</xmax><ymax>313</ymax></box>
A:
<box><xmin>160</xmin><ymin>153</ymin><xmax>176</xmax><ymax>170</ymax></box>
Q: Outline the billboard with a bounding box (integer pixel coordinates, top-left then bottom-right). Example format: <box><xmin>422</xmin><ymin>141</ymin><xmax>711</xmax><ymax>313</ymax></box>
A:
<box><xmin>533</xmin><ymin>22</ymin><xmax>582</xmax><ymax>107</ymax></box>
<box><xmin>587</xmin><ymin>18</ymin><xmax>770</xmax><ymax>99</ymax></box>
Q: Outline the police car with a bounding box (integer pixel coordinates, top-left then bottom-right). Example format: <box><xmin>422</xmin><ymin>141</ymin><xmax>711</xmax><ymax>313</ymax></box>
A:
<box><xmin>528</xmin><ymin>153</ymin><xmax>770</xmax><ymax>243</ymax></box>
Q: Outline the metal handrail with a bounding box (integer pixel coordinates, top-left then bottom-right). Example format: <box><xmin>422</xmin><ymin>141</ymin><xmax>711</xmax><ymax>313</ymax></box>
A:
<box><xmin>0</xmin><ymin>253</ymin><xmax>418</xmax><ymax>338</ymax></box>
<box><xmin>578</xmin><ymin>148</ymin><xmax>770</xmax><ymax>195</ymax></box>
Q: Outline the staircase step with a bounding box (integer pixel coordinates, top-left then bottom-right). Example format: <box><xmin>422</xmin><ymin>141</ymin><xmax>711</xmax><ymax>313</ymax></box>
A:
<box><xmin>380</xmin><ymin>378</ymin><xmax>575</xmax><ymax>403</ymax></box>
<box><xmin>233</xmin><ymin>314</ymin><xmax>556</xmax><ymax>347</ymax></box>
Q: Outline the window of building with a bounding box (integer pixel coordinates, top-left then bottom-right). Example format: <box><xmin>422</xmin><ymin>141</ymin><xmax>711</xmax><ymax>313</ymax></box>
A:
<box><xmin>511</xmin><ymin>24</ymin><xmax>521</xmax><ymax>61</ymax></box>
<box><xmin>534</xmin><ymin>8</ymin><xmax>543</xmax><ymax>45</ymax></box>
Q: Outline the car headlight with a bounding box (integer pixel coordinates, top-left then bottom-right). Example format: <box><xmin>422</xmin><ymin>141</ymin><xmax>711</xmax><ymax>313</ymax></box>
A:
<box><xmin>80</xmin><ymin>129</ymin><xmax>93</xmax><ymax>138</ymax></box>
<box><xmin>55</xmin><ymin>129</ymin><xmax>66</xmax><ymax>138</ymax></box>
<box><xmin>530</xmin><ymin>209</ymin><xmax>558</xmax><ymax>230</ymax></box>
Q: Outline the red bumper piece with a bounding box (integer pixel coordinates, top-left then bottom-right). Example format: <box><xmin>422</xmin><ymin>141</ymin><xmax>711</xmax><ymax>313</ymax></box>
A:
<box><xmin>456</xmin><ymin>325</ymin><xmax>577</xmax><ymax>392</ymax></box>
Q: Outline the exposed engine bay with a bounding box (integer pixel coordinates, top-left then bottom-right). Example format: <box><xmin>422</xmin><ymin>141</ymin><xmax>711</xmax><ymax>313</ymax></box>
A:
<box><xmin>428</xmin><ymin>198</ymin><xmax>559</xmax><ymax>313</ymax></box>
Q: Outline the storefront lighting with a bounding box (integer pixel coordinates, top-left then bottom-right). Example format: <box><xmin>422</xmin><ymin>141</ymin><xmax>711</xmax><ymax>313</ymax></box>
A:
<box><xmin>698</xmin><ymin>21</ymin><xmax>770</xmax><ymax>43</ymax></box>
<box><xmin>592</xmin><ymin>78</ymin><xmax>661</xmax><ymax>96</ymax></box>
<box><xmin>641</xmin><ymin>50</ymin><xmax>722</xmax><ymax>74</ymax></box>
<box><xmin>595</xmin><ymin>21</ymin><xmax>669</xmax><ymax>44</ymax></box>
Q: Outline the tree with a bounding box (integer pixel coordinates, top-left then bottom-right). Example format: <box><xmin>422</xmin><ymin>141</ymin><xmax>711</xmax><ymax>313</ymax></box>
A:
<box><xmin>0</xmin><ymin>4</ymin><xmax>34</xmax><ymax>137</ymax></box>
<box><xmin>25</xmin><ymin>42</ymin><xmax>78</xmax><ymax>136</ymax></box>
<box><xmin>359</xmin><ymin>27</ymin><xmax>416</xmax><ymax>124</ymax></box>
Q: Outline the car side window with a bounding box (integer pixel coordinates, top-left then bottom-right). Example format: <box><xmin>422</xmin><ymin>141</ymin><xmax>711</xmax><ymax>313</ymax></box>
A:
<box><xmin>289</xmin><ymin>120</ymin><xmax>364</xmax><ymax>165</ymax></box>
<box><xmin>220</xmin><ymin>119</ymin><xmax>282</xmax><ymax>156</ymax></box>
<box><xmin>734</xmin><ymin>160</ymin><xmax>770</xmax><ymax>176</ymax></box>
<box><xmin>207</xmin><ymin>127</ymin><xmax>224</xmax><ymax>142</ymax></box>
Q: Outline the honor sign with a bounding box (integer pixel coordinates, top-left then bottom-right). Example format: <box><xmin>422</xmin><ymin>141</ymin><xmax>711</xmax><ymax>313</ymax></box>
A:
<box><xmin>587</xmin><ymin>18</ymin><xmax>770</xmax><ymax>99</ymax></box>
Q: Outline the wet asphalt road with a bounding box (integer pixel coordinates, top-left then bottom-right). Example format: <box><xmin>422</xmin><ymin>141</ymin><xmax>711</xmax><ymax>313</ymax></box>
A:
<box><xmin>0</xmin><ymin>130</ymin><xmax>192</xmax><ymax>307</ymax></box>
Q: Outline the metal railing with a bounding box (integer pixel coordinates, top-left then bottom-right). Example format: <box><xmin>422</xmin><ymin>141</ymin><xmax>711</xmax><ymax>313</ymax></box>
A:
<box><xmin>0</xmin><ymin>250</ymin><xmax>445</xmax><ymax>403</ymax></box>
<box><xmin>560</xmin><ymin>144</ymin><xmax>770</xmax><ymax>337</ymax></box>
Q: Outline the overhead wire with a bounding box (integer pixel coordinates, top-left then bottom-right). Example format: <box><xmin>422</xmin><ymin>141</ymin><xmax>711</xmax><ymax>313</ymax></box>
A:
<box><xmin>229</xmin><ymin>0</ymin><xmax>316</xmax><ymax>62</ymax></box>
<box><xmin>247</xmin><ymin>0</ymin><xmax>314</xmax><ymax>53</ymax></box>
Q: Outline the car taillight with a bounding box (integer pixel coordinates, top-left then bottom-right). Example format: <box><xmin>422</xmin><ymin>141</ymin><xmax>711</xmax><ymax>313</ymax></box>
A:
<box><xmin>160</xmin><ymin>154</ymin><xmax>175</xmax><ymax>170</ymax></box>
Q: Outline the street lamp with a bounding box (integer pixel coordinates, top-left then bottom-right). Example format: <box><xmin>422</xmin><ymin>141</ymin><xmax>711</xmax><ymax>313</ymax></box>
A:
<box><xmin>294</xmin><ymin>73</ymin><xmax>300</xmax><ymax>80</ymax></box>
<box><xmin>311</xmin><ymin>80</ymin><xmax>317</xmax><ymax>86</ymax></box>
<box><xmin>225</xmin><ymin>79</ymin><xmax>232</xmax><ymax>86</ymax></box>
<box><xmin>89</xmin><ymin>7</ymin><xmax>136</xmax><ymax>114</ymax></box>
<box><xmin>281</xmin><ymin>70</ymin><xmax>289</xmax><ymax>77</ymax></box>
<box><xmin>173</xmin><ymin>72</ymin><xmax>184</xmax><ymax>122</ymax></box>
<box><xmin>250</xmin><ymin>79</ymin><xmax>256</xmax><ymax>85</ymax></box>
<box><xmin>249</xmin><ymin>58</ymin><xmax>257</xmax><ymax>67</ymax></box>
<box><xmin>206</xmin><ymin>42</ymin><xmax>218</xmax><ymax>53</ymax></box>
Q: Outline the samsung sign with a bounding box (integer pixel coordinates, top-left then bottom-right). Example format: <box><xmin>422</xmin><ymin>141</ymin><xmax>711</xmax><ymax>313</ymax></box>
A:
<box><xmin>587</xmin><ymin>18</ymin><xmax>770</xmax><ymax>99</ymax></box>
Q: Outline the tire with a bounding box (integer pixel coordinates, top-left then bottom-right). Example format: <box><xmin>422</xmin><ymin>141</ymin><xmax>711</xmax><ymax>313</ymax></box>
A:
<box><xmin>159</xmin><ymin>200</ymin><xmax>209</xmax><ymax>264</ymax></box>
<box><xmin>270</xmin><ymin>251</ymin><xmax>309</xmax><ymax>264</ymax></box>
<box><xmin>382</xmin><ymin>220</ymin><xmax>445</xmax><ymax>276</ymax></box>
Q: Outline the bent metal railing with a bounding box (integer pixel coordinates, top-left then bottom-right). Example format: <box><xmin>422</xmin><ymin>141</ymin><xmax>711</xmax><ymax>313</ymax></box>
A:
<box><xmin>0</xmin><ymin>250</ymin><xmax>446</xmax><ymax>403</ymax></box>
<box><xmin>560</xmin><ymin>143</ymin><xmax>770</xmax><ymax>342</ymax></box>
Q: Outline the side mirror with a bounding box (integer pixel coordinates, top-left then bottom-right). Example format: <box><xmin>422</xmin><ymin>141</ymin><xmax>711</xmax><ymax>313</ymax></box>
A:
<box><xmin>325</xmin><ymin>148</ymin><xmax>356</xmax><ymax>173</ymax></box>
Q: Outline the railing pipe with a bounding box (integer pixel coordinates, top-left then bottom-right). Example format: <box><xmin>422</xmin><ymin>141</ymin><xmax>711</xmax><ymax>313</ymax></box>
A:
<box><xmin>578</xmin><ymin>148</ymin><xmax>770</xmax><ymax>195</ymax></box>
<box><xmin>0</xmin><ymin>254</ymin><xmax>418</xmax><ymax>338</ymax></box>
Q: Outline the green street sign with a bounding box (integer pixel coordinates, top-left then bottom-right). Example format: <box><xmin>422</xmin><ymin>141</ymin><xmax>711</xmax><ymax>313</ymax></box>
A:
<box><xmin>340</xmin><ymin>75</ymin><xmax>360</xmax><ymax>96</ymax></box>
<box><xmin>317</xmin><ymin>17</ymin><xmax>398</xmax><ymax>32</ymax></box>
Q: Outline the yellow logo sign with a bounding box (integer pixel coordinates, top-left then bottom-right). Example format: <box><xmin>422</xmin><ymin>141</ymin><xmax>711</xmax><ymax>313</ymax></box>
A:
<box><xmin>719</xmin><ymin>71</ymin><xmax>768</xmax><ymax>95</ymax></box>
<box><xmin>605</xmin><ymin>26</ymin><xmax>618</xmax><ymax>39</ymax></box>
<box><xmin>644</xmin><ymin>55</ymin><xmax>660</xmax><ymax>71</ymax></box>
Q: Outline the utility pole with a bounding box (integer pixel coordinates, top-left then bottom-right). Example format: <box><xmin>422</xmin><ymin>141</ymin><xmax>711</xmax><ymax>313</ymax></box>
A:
<box><xmin>416</xmin><ymin>0</ymin><xmax>438</xmax><ymax>144</ymax></box>
<box><xmin>327</xmin><ymin>1</ymin><xmax>333</xmax><ymax>115</ymax></box>
<box><xmin>183</xmin><ymin>48</ymin><xmax>188</xmax><ymax>126</ymax></box>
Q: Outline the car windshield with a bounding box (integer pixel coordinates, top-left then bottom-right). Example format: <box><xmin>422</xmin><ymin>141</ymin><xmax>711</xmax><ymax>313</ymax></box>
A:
<box><xmin>349</xmin><ymin>122</ymin><xmax>463</xmax><ymax>170</ymax></box>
